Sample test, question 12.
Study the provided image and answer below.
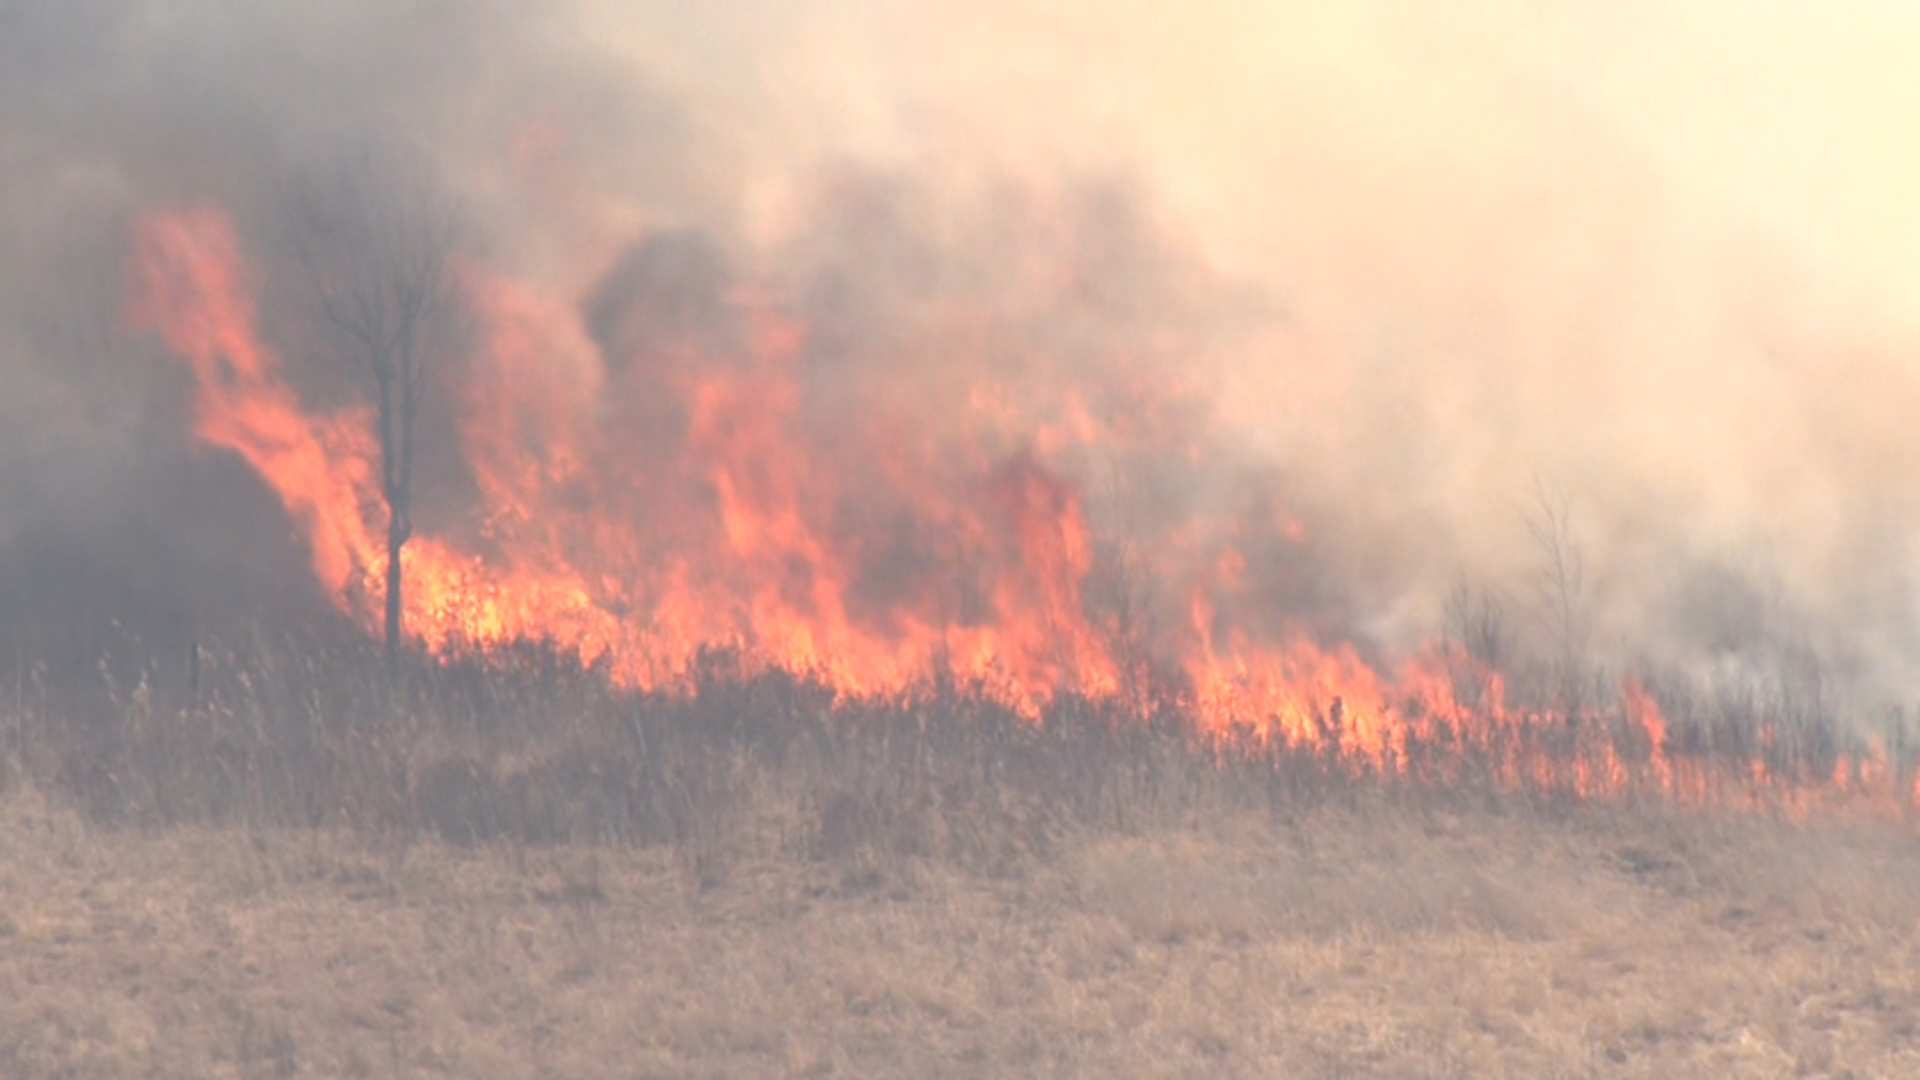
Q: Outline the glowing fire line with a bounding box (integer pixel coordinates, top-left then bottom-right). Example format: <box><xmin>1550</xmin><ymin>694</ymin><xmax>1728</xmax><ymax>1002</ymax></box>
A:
<box><xmin>126</xmin><ymin>207</ymin><xmax>1913</xmax><ymax>813</ymax></box>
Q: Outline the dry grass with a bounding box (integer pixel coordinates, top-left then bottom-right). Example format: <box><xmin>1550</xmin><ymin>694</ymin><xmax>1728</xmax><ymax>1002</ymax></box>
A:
<box><xmin>2</xmin><ymin>784</ymin><xmax>1916</xmax><ymax>1079</ymax></box>
<box><xmin>1</xmin><ymin>637</ymin><xmax>1916</xmax><ymax>1076</ymax></box>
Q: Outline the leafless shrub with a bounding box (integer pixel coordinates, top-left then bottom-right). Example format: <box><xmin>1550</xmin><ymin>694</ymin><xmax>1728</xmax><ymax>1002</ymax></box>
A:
<box><xmin>1525</xmin><ymin>477</ymin><xmax>1595</xmax><ymax>721</ymax></box>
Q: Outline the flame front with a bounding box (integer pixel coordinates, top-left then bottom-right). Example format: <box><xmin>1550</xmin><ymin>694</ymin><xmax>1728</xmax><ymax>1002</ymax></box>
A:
<box><xmin>126</xmin><ymin>207</ymin><xmax>1911</xmax><ymax>812</ymax></box>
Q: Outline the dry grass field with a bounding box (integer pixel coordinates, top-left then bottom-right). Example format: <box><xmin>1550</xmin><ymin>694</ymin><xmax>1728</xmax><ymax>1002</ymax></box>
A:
<box><xmin>1</xmin><ymin>645</ymin><xmax>1917</xmax><ymax>1078</ymax></box>
<box><xmin>3</xmin><ymin>785</ymin><xmax>1917</xmax><ymax>1078</ymax></box>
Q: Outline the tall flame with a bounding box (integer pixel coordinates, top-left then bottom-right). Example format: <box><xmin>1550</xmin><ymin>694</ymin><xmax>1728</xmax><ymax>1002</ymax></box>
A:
<box><xmin>127</xmin><ymin>209</ymin><xmax>384</xmax><ymax>596</ymax></box>
<box><xmin>127</xmin><ymin>207</ymin><xmax>1912</xmax><ymax>813</ymax></box>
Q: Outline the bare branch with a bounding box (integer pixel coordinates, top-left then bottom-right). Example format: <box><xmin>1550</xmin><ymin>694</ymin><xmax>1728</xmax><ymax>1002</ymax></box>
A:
<box><xmin>284</xmin><ymin>141</ymin><xmax>465</xmax><ymax>669</ymax></box>
<box><xmin>1525</xmin><ymin>475</ymin><xmax>1591</xmax><ymax>718</ymax></box>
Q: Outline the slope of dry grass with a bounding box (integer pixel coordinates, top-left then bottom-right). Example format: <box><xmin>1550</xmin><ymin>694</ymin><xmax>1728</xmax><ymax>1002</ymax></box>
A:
<box><xmin>3</xmin><ymin>783</ymin><xmax>1917</xmax><ymax>1079</ymax></box>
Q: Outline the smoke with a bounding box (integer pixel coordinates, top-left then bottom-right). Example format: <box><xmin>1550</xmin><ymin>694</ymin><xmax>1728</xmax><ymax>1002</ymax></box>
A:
<box><xmin>8</xmin><ymin>0</ymin><xmax>1920</xmax><ymax>712</ymax></box>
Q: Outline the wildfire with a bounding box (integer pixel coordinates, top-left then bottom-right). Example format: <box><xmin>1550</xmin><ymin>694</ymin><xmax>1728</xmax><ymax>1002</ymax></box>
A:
<box><xmin>126</xmin><ymin>207</ymin><xmax>1913</xmax><ymax>813</ymax></box>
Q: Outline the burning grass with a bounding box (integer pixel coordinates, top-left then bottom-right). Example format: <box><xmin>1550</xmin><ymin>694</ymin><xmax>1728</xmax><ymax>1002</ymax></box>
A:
<box><xmin>8</xmin><ymin>627</ymin><xmax>1914</xmax><ymax>853</ymax></box>
<box><xmin>13</xmin><ymin>8</ymin><xmax>1920</xmax><ymax>1075</ymax></box>
<box><xmin>114</xmin><ymin>202</ymin><xmax>1920</xmax><ymax>826</ymax></box>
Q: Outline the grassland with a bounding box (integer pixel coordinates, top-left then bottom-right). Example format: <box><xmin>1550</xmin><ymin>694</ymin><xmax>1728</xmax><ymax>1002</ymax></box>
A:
<box><xmin>1</xmin><ymin>640</ymin><xmax>1917</xmax><ymax>1077</ymax></box>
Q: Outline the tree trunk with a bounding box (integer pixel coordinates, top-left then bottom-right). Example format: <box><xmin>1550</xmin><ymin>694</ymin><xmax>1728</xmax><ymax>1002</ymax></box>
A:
<box><xmin>290</xmin><ymin>153</ymin><xmax>453</xmax><ymax>677</ymax></box>
<box><xmin>378</xmin><ymin>349</ymin><xmax>415</xmax><ymax>674</ymax></box>
<box><xmin>384</xmin><ymin>518</ymin><xmax>405</xmax><ymax>670</ymax></box>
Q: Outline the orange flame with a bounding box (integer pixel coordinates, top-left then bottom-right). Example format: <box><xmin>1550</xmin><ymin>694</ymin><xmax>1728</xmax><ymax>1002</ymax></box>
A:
<box><xmin>127</xmin><ymin>207</ymin><xmax>1914</xmax><ymax>815</ymax></box>
<box><xmin>127</xmin><ymin>209</ymin><xmax>383</xmax><ymax>597</ymax></box>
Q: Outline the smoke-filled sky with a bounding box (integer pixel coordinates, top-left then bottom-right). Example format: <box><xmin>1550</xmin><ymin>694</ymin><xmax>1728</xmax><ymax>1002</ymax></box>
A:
<box><xmin>8</xmin><ymin>0</ymin><xmax>1920</xmax><ymax>708</ymax></box>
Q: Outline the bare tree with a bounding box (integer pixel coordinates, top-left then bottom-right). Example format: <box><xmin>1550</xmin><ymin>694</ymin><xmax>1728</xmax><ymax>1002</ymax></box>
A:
<box><xmin>1526</xmin><ymin>476</ymin><xmax>1590</xmax><ymax>720</ymax></box>
<box><xmin>289</xmin><ymin>147</ymin><xmax>461</xmax><ymax>669</ymax></box>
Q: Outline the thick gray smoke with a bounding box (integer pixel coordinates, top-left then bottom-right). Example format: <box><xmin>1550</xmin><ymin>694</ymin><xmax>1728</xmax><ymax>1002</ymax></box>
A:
<box><xmin>7</xmin><ymin>0</ymin><xmax>1920</xmax><ymax>719</ymax></box>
